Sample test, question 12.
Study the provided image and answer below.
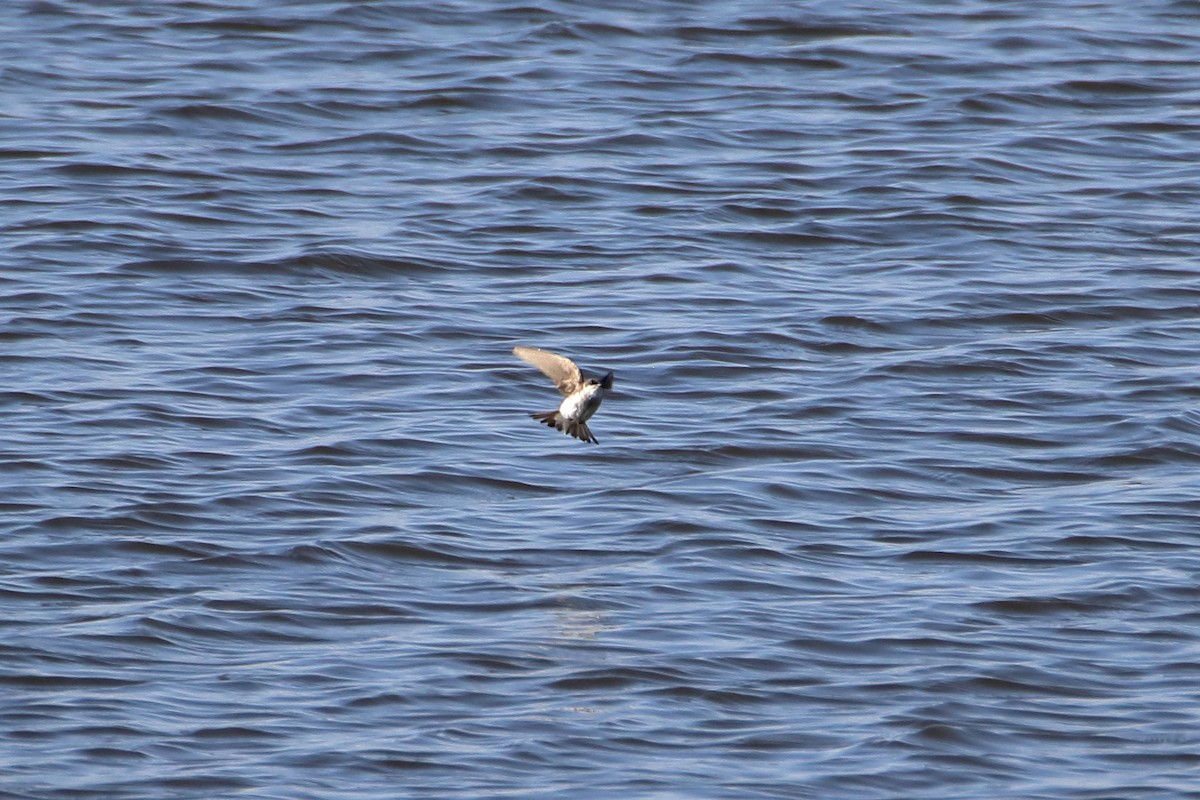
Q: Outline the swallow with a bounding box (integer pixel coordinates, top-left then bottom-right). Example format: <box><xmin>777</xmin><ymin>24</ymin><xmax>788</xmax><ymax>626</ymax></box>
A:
<box><xmin>513</xmin><ymin>346</ymin><xmax>614</xmax><ymax>444</ymax></box>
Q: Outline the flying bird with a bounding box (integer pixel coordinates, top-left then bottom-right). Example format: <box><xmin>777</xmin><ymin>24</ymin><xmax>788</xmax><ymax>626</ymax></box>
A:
<box><xmin>513</xmin><ymin>346</ymin><xmax>614</xmax><ymax>444</ymax></box>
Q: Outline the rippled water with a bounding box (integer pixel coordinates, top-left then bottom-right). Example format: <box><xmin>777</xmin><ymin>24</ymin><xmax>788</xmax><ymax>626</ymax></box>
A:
<box><xmin>5</xmin><ymin>1</ymin><xmax>1200</xmax><ymax>798</ymax></box>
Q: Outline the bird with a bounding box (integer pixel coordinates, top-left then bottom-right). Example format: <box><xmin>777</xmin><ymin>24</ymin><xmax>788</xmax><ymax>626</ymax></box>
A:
<box><xmin>513</xmin><ymin>346</ymin><xmax>614</xmax><ymax>444</ymax></box>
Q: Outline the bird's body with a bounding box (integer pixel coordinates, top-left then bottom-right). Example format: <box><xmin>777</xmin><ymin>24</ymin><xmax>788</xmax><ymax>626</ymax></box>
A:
<box><xmin>513</xmin><ymin>346</ymin><xmax>613</xmax><ymax>444</ymax></box>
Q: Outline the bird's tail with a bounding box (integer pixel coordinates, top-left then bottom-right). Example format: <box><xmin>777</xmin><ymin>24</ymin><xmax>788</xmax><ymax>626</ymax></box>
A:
<box><xmin>529</xmin><ymin>411</ymin><xmax>598</xmax><ymax>444</ymax></box>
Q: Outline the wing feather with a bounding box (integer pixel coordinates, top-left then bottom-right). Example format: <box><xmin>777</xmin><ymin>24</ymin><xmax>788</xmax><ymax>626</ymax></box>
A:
<box><xmin>513</xmin><ymin>346</ymin><xmax>583</xmax><ymax>395</ymax></box>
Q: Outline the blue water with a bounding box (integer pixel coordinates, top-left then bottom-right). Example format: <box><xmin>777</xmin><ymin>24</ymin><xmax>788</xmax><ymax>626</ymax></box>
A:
<box><xmin>5</xmin><ymin>1</ymin><xmax>1200</xmax><ymax>798</ymax></box>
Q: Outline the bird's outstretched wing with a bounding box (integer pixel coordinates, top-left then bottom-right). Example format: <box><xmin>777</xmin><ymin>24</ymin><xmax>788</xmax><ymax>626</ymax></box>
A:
<box><xmin>513</xmin><ymin>346</ymin><xmax>583</xmax><ymax>395</ymax></box>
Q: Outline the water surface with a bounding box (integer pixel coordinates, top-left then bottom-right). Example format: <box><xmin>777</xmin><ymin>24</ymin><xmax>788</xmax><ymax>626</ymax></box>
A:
<box><xmin>4</xmin><ymin>1</ymin><xmax>1200</xmax><ymax>798</ymax></box>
